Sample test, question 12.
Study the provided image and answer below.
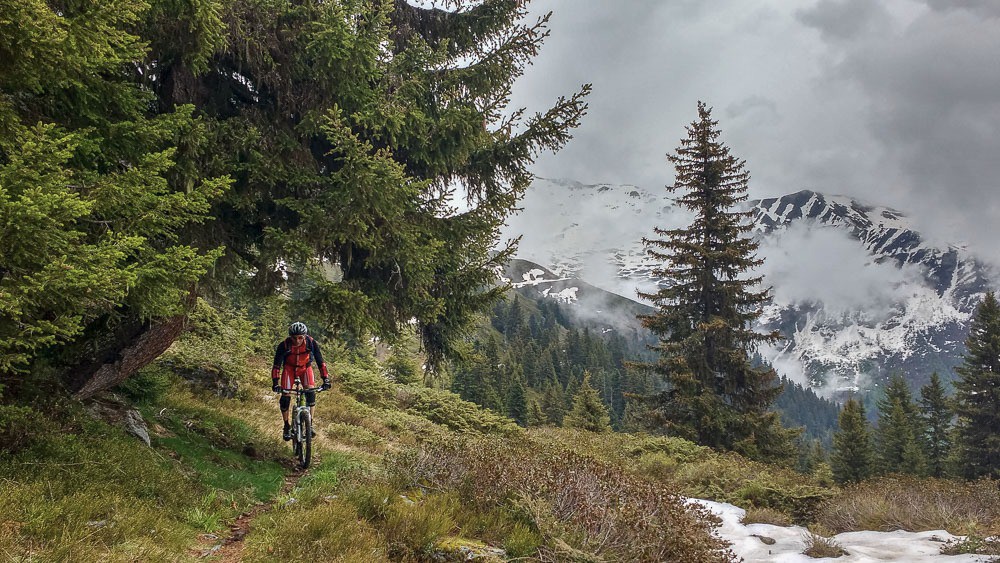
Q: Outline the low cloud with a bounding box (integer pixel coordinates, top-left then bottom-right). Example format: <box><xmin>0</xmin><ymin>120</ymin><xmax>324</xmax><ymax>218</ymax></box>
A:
<box><xmin>757</xmin><ymin>221</ymin><xmax>927</xmax><ymax>318</ymax></box>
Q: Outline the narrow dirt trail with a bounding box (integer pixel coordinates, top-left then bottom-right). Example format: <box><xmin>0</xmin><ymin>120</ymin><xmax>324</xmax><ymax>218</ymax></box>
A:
<box><xmin>193</xmin><ymin>465</ymin><xmax>307</xmax><ymax>561</ymax></box>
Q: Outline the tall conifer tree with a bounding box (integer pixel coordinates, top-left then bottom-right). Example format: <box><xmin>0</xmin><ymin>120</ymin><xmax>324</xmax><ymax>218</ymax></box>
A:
<box><xmin>563</xmin><ymin>371</ymin><xmax>611</xmax><ymax>432</ymax></box>
<box><xmin>953</xmin><ymin>291</ymin><xmax>1000</xmax><ymax>479</ymax></box>
<box><xmin>831</xmin><ymin>398</ymin><xmax>875</xmax><ymax>484</ymax></box>
<box><xmin>0</xmin><ymin>0</ymin><xmax>590</xmax><ymax>397</ymax></box>
<box><xmin>635</xmin><ymin>102</ymin><xmax>795</xmax><ymax>462</ymax></box>
<box><xmin>918</xmin><ymin>372</ymin><xmax>952</xmax><ymax>478</ymax></box>
<box><xmin>875</xmin><ymin>374</ymin><xmax>926</xmax><ymax>475</ymax></box>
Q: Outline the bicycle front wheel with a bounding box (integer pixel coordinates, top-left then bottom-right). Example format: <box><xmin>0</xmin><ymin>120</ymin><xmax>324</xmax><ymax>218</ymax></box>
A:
<box><xmin>297</xmin><ymin>412</ymin><xmax>312</xmax><ymax>469</ymax></box>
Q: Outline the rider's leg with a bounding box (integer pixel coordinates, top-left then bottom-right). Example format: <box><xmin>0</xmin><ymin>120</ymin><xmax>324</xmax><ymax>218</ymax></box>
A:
<box><xmin>279</xmin><ymin>394</ymin><xmax>292</xmax><ymax>439</ymax></box>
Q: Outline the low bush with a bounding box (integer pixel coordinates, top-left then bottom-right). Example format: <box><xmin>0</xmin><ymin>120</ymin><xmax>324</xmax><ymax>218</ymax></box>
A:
<box><xmin>530</xmin><ymin>428</ymin><xmax>831</xmax><ymax>526</ymax></box>
<box><xmin>802</xmin><ymin>533</ymin><xmax>847</xmax><ymax>558</ymax></box>
<box><xmin>0</xmin><ymin>404</ymin><xmax>54</xmax><ymax>455</ymax></box>
<box><xmin>941</xmin><ymin>535</ymin><xmax>1000</xmax><ymax>556</ymax></box>
<box><xmin>157</xmin><ymin>299</ymin><xmax>258</xmax><ymax>398</ymax></box>
<box><xmin>402</xmin><ymin>386</ymin><xmax>521</xmax><ymax>436</ymax></box>
<box><xmin>671</xmin><ymin>453</ymin><xmax>832</xmax><ymax>524</ymax></box>
<box><xmin>817</xmin><ymin>476</ymin><xmax>1000</xmax><ymax>535</ymax></box>
<box><xmin>115</xmin><ymin>363</ymin><xmax>176</xmax><ymax>403</ymax></box>
<box><xmin>741</xmin><ymin>507</ymin><xmax>794</xmax><ymax>527</ymax></box>
<box><xmin>396</xmin><ymin>436</ymin><xmax>737</xmax><ymax>562</ymax></box>
<box><xmin>339</xmin><ymin>365</ymin><xmax>396</xmax><ymax>408</ymax></box>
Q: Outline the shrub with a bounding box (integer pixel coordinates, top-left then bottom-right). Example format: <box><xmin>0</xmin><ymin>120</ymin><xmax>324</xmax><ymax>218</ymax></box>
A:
<box><xmin>503</xmin><ymin>521</ymin><xmax>543</xmax><ymax>558</ymax></box>
<box><xmin>741</xmin><ymin>507</ymin><xmax>794</xmax><ymax>527</ymax></box>
<box><xmin>941</xmin><ymin>535</ymin><xmax>1000</xmax><ymax>556</ymax></box>
<box><xmin>339</xmin><ymin>365</ymin><xmax>395</xmax><ymax>408</ymax></box>
<box><xmin>802</xmin><ymin>533</ymin><xmax>847</xmax><ymax>558</ymax></box>
<box><xmin>0</xmin><ymin>405</ymin><xmax>54</xmax><ymax>455</ymax></box>
<box><xmin>158</xmin><ymin>299</ymin><xmax>257</xmax><ymax>398</ymax></box>
<box><xmin>404</xmin><ymin>386</ymin><xmax>521</xmax><ymax>435</ymax></box>
<box><xmin>672</xmin><ymin>453</ymin><xmax>833</xmax><ymax>524</ymax></box>
<box><xmin>817</xmin><ymin>476</ymin><xmax>1000</xmax><ymax>535</ymax></box>
<box><xmin>396</xmin><ymin>437</ymin><xmax>737</xmax><ymax>562</ymax></box>
<box><xmin>385</xmin><ymin>354</ymin><xmax>423</xmax><ymax>385</ymax></box>
<box><xmin>115</xmin><ymin>363</ymin><xmax>175</xmax><ymax>403</ymax></box>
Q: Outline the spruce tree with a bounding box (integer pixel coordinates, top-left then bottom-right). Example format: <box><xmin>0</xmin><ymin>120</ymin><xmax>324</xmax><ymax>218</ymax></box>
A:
<box><xmin>918</xmin><ymin>372</ymin><xmax>952</xmax><ymax>478</ymax></box>
<box><xmin>563</xmin><ymin>371</ymin><xmax>611</xmax><ymax>432</ymax></box>
<box><xmin>635</xmin><ymin>102</ymin><xmax>795</xmax><ymax>462</ymax></box>
<box><xmin>874</xmin><ymin>374</ymin><xmax>926</xmax><ymax>475</ymax></box>
<box><xmin>831</xmin><ymin>398</ymin><xmax>875</xmax><ymax>484</ymax></box>
<box><xmin>528</xmin><ymin>399</ymin><xmax>546</xmax><ymax>427</ymax></box>
<box><xmin>1</xmin><ymin>0</ymin><xmax>590</xmax><ymax>398</ymax></box>
<box><xmin>541</xmin><ymin>382</ymin><xmax>567</xmax><ymax>426</ymax></box>
<box><xmin>953</xmin><ymin>291</ymin><xmax>1000</xmax><ymax>479</ymax></box>
<box><xmin>506</xmin><ymin>377</ymin><xmax>528</xmax><ymax>427</ymax></box>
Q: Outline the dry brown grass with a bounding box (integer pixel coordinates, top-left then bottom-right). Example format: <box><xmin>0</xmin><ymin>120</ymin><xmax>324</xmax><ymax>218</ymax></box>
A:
<box><xmin>802</xmin><ymin>533</ymin><xmax>848</xmax><ymax>558</ymax></box>
<box><xmin>397</xmin><ymin>436</ymin><xmax>738</xmax><ymax>563</ymax></box>
<box><xmin>741</xmin><ymin>507</ymin><xmax>794</xmax><ymax>527</ymax></box>
<box><xmin>817</xmin><ymin>476</ymin><xmax>1000</xmax><ymax>535</ymax></box>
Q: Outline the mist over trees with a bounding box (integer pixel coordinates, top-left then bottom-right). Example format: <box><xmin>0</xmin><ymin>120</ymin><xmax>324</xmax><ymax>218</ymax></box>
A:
<box><xmin>450</xmin><ymin>293</ymin><xmax>655</xmax><ymax>430</ymax></box>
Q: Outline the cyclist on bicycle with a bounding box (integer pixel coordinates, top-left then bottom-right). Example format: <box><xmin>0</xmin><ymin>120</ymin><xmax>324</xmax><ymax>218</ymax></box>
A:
<box><xmin>272</xmin><ymin>322</ymin><xmax>331</xmax><ymax>441</ymax></box>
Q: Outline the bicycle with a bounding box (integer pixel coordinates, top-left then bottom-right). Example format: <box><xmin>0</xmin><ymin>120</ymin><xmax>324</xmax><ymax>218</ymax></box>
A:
<box><xmin>278</xmin><ymin>379</ymin><xmax>325</xmax><ymax>469</ymax></box>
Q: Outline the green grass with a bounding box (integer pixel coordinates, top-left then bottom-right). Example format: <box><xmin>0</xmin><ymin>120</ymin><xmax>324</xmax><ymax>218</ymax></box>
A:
<box><xmin>0</xmin><ymin>381</ymin><xmax>292</xmax><ymax>561</ymax></box>
<box><xmin>155</xmin><ymin>432</ymin><xmax>284</xmax><ymax>505</ymax></box>
<box><xmin>0</xmin><ymin>409</ymin><xmax>204</xmax><ymax>561</ymax></box>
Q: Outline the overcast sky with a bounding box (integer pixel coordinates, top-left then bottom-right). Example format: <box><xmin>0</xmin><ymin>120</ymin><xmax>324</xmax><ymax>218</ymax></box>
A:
<box><xmin>509</xmin><ymin>0</ymin><xmax>1000</xmax><ymax>262</ymax></box>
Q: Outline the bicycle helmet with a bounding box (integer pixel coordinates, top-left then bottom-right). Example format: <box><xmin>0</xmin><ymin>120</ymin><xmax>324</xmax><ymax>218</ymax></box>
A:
<box><xmin>288</xmin><ymin>322</ymin><xmax>308</xmax><ymax>336</ymax></box>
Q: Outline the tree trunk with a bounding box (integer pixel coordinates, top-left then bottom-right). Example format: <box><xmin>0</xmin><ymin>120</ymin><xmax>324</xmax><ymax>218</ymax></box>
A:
<box><xmin>73</xmin><ymin>313</ymin><xmax>188</xmax><ymax>400</ymax></box>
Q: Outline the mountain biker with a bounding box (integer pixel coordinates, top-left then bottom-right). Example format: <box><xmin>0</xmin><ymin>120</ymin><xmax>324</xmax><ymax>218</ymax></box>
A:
<box><xmin>272</xmin><ymin>322</ymin><xmax>331</xmax><ymax>441</ymax></box>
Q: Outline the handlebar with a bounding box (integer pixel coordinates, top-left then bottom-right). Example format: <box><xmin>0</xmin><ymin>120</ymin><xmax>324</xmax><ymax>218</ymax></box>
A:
<box><xmin>277</xmin><ymin>386</ymin><xmax>326</xmax><ymax>394</ymax></box>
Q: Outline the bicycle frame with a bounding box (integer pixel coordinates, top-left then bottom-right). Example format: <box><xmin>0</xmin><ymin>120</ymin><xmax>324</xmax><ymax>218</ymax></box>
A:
<box><xmin>279</xmin><ymin>378</ymin><xmax>324</xmax><ymax>469</ymax></box>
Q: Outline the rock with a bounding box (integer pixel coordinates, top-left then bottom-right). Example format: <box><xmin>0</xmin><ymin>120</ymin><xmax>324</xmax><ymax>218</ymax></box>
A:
<box><xmin>84</xmin><ymin>397</ymin><xmax>151</xmax><ymax>447</ymax></box>
<box><xmin>432</xmin><ymin>537</ymin><xmax>506</xmax><ymax>562</ymax></box>
<box><xmin>123</xmin><ymin>408</ymin><xmax>151</xmax><ymax>447</ymax></box>
<box><xmin>752</xmin><ymin>534</ymin><xmax>777</xmax><ymax>545</ymax></box>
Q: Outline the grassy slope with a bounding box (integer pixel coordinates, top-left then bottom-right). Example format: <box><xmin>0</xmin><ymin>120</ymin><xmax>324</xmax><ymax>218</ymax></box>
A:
<box><xmin>3</xmin><ymin>355</ymin><xmax>999</xmax><ymax>561</ymax></box>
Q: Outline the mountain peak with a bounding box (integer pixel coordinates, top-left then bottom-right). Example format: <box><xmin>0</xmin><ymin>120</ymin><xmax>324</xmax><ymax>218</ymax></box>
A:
<box><xmin>507</xmin><ymin>178</ymin><xmax>993</xmax><ymax>395</ymax></box>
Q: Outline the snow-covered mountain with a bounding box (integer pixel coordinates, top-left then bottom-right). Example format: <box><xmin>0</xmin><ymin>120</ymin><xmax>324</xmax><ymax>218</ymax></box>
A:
<box><xmin>502</xmin><ymin>179</ymin><xmax>995</xmax><ymax>395</ymax></box>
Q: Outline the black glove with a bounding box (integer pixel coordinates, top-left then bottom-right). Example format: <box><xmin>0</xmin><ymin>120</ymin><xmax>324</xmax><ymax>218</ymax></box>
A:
<box><xmin>321</xmin><ymin>378</ymin><xmax>331</xmax><ymax>391</ymax></box>
<box><xmin>272</xmin><ymin>379</ymin><xmax>282</xmax><ymax>393</ymax></box>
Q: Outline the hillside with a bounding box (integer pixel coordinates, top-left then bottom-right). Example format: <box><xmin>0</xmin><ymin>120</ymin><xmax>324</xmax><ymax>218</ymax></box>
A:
<box><xmin>2</xmin><ymin>307</ymin><xmax>999</xmax><ymax>561</ymax></box>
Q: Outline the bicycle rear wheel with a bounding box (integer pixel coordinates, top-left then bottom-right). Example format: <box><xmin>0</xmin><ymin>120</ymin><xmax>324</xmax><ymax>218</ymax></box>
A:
<box><xmin>297</xmin><ymin>412</ymin><xmax>312</xmax><ymax>469</ymax></box>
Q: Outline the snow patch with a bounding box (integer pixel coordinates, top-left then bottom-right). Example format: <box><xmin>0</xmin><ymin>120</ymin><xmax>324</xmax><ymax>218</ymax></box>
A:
<box><xmin>691</xmin><ymin>499</ymin><xmax>990</xmax><ymax>563</ymax></box>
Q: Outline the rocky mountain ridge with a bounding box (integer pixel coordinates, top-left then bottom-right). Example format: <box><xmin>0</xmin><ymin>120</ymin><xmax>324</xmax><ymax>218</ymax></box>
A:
<box><xmin>502</xmin><ymin>179</ymin><xmax>995</xmax><ymax>394</ymax></box>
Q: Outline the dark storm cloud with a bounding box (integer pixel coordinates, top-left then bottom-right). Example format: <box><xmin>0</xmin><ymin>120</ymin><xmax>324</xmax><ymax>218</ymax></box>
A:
<box><xmin>809</xmin><ymin>4</ymin><xmax>1000</xmax><ymax>255</ymax></box>
<box><xmin>920</xmin><ymin>0</ymin><xmax>1000</xmax><ymax>18</ymax></box>
<box><xmin>510</xmin><ymin>0</ymin><xmax>1000</xmax><ymax>263</ymax></box>
<box><xmin>795</xmin><ymin>0</ymin><xmax>890</xmax><ymax>41</ymax></box>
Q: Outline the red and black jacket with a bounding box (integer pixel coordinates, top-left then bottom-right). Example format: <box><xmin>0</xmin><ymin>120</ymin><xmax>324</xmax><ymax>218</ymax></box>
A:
<box><xmin>271</xmin><ymin>336</ymin><xmax>329</xmax><ymax>389</ymax></box>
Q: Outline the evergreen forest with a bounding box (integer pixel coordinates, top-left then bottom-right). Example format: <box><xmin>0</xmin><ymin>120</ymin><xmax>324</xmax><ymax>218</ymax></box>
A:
<box><xmin>2</xmin><ymin>1</ymin><xmax>1000</xmax><ymax>560</ymax></box>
